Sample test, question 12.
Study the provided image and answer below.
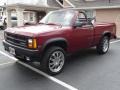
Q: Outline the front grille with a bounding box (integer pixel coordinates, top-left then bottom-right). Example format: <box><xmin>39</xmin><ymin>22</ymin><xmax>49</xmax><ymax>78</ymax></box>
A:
<box><xmin>5</xmin><ymin>32</ymin><xmax>27</xmax><ymax>47</ymax></box>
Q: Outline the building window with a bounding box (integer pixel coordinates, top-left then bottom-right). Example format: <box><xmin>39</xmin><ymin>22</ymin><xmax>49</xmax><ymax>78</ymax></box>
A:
<box><xmin>24</xmin><ymin>12</ymin><xmax>29</xmax><ymax>21</ymax></box>
<box><xmin>30</xmin><ymin>12</ymin><xmax>34</xmax><ymax>21</ymax></box>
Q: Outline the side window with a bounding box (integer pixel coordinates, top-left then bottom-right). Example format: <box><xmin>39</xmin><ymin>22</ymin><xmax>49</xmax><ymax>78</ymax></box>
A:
<box><xmin>75</xmin><ymin>12</ymin><xmax>93</xmax><ymax>27</ymax></box>
<box><xmin>78</xmin><ymin>12</ymin><xmax>86</xmax><ymax>19</ymax></box>
<box><xmin>75</xmin><ymin>12</ymin><xmax>88</xmax><ymax>27</ymax></box>
<box><xmin>79</xmin><ymin>12</ymin><xmax>87</xmax><ymax>22</ymax></box>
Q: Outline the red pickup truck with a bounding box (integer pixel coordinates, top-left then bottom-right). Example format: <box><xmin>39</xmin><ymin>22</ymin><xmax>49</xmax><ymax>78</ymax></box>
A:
<box><xmin>3</xmin><ymin>9</ymin><xmax>116</xmax><ymax>75</ymax></box>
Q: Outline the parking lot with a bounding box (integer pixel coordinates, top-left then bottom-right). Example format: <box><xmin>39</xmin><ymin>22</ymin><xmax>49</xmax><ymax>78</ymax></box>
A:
<box><xmin>0</xmin><ymin>30</ymin><xmax>120</xmax><ymax>90</ymax></box>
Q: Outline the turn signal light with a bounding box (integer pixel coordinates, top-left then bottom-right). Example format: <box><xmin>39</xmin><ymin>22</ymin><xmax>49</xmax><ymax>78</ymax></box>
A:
<box><xmin>28</xmin><ymin>39</ymin><xmax>37</xmax><ymax>49</ymax></box>
<box><xmin>33</xmin><ymin>39</ymin><xmax>37</xmax><ymax>49</ymax></box>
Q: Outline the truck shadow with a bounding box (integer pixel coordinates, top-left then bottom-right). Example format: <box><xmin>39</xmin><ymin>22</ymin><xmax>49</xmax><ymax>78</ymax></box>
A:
<box><xmin>21</xmin><ymin>47</ymin><xmax>111</xmax><ymax>74</ymax></box>
<box><xmin>16</xmin><ymin>46</ymin><xmax>117</xmax><ymax>80</ymax></box>
<box><xmin>13</xmin><ymin>48</ymin><xmax>100</xmax><ymax>66</ymax></box>
<box><xmin>67</xmin><ymin>47</ymin><xmax>110</xmax><ymax>63</ymax></box>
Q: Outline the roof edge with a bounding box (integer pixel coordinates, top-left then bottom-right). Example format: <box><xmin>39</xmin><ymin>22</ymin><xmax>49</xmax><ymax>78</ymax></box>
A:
<box><xmin>5</xmin><ymin>3</ymin><xmax>60</xmax><ymax>9</ymax></box>
<box><xmin>74</xmin><ymin>5</ymin><xmax>120</xmax><ymax>10</ymax></box>
<box><xmin>65</xmin><ymin>0</ymin><xmax>75</xmax><ymax>8</ymax></box>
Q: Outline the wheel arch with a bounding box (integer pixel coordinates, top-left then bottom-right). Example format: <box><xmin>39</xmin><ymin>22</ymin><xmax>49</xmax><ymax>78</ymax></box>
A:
<box><xmin>42</xmin><ymin>38</ymin><xmax>68</xmax><ymax>53</ymax></box>
<box><xmin>102</xmin><ymin>31</ymin><xmax>111</xmax><ymax>38</ymax></box>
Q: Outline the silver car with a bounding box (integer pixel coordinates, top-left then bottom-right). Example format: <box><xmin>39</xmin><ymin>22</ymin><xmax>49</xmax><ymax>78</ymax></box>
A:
<box><xmin>0</xmin><ymin>17</ymin><xmax>6</xmax><ymax>30</ymax></box>
<box><xmin>0</xmin><ymin>16</ymin><xmax>17</xmax><ymax>30</ymax></box>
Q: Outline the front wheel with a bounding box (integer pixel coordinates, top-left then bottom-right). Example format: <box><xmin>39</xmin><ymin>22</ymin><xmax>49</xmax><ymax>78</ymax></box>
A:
<box><xmin>96</xmin><ymin>36</ymin><xmax>110</xmax><ymax>54</ymax></box>
<box><xmin>40</xmin><ymin>46</ymin><xmax>66</xmax><ymax>75</ymax></box>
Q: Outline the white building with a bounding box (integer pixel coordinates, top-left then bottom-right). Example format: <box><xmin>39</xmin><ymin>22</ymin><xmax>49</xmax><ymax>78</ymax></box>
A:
<box><xmin>2</xmin><ymin>0</ymin><xmax>76</xmax><ymax>27</ymax></box>
<box><xmin>0</xmin><ymin>6</ymin><xmax>4</xmax><ymax>17</ymax></box>
<box><xmin>4</xmin><ymin>0</ymin><xmax>64</xmax><ymax>27</ymax></box>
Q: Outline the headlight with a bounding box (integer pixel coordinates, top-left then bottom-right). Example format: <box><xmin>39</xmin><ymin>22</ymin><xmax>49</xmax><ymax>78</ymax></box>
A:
<box><xmin>28</xmin><ymin>38</ymin><xmax>37</xmax><ymax>49</ymax></box>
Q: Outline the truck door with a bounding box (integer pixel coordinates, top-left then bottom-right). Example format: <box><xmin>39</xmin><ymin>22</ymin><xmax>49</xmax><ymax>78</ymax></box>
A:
<box><xmin>72</xmin><ymin>12</ymin><xmax>94</xmax><ymax>50</ymax></box>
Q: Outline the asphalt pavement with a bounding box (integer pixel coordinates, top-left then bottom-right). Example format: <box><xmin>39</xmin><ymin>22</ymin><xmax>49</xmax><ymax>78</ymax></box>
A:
<box><xmin>0</xmin><ymin>30</ymin><xmax>120</xmax><ymax>90</ymax></box>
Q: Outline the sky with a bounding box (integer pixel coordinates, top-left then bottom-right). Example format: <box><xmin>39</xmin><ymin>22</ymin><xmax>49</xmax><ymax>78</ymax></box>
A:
<box><xmin>0</xmin><ymin>0</ymin><xmax>47</xmax><ymax>6</ymax></box>
<box><xmin>0</xmin><ymin>0</ymin><xmax>7</xmax><ymax>5</ymax></box>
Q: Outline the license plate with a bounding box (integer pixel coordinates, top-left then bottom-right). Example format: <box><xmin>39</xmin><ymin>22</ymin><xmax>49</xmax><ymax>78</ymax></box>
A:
<box><xmin>9</xmin><ymin>47</ymin><xmax>15</xmax><ymax>55</ymax></box>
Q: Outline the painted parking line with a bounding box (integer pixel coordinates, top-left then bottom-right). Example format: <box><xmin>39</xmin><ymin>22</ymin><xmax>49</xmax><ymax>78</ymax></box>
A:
<box><xmin>110</xmin><ymin>40</ymin><xmax>120</xmax><ymax>44</ymax></box>
<box><xmin>0</xmin><ymin>51</ymin><xmax>78</xmax><ymax>90</ymax></box>
<box><xmin>0</xmin><ymin>61</ymin><xmax>15</xmax><ymax>66</ymax></box>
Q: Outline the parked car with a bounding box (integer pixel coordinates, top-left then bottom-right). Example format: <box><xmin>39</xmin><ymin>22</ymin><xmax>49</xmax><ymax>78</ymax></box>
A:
<box><xmin>3</xmin><ymin>9</ymin><xmax>116</xmax><ymax>75</ymax></box>
<box><xmin>0</xmin><ymin>16</ymin><xmax>18</xmax><ymax>30</ymax></box>
<box><xmin>0</xmin><ymin>17</ymin><xmax>7</xmax><ymax>30</ymax></box>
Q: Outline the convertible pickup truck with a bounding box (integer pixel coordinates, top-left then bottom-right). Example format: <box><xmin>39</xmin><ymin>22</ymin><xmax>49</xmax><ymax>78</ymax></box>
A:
<box><xmin>3</xmin><ymin>9</ymin><xmax>116</xmax><ymax>75</ymax></box>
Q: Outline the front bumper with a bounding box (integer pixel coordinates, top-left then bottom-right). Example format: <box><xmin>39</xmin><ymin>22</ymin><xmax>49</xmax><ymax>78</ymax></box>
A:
<box><xmin>3</xmin><ymin>40</ymin><xmax>42</xmax><ymax>61</ymax></box>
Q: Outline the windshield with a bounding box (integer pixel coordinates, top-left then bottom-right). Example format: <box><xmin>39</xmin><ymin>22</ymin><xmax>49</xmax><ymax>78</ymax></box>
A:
<box><xmin>40</xmin><ymin>10</ymin><xmax>75</xmax><ymax>26</ymax></box>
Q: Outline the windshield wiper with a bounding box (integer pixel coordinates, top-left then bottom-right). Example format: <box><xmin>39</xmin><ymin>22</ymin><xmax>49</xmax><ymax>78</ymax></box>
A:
<box><xmin>46</xmin><ymin>23</ymin><xmax>62</xmax><ymax>27</ymax></box>
<box><xmin>39</xmin><ymin>22</ymin><xmax>62</xmax><ymax>27</ymax></box>
<box><xmin>39</xmin><ymin>22</ymin><xmax>46</xmax><ymax>25</ymax></box>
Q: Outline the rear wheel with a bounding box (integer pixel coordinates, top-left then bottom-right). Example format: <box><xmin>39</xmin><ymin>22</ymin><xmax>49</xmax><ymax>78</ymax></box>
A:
<box><xmin>40</xmin><ymin>46</ymin><xmax>66</xmax><ymax>75</ymax></box>
<box><xmin>96</xmin><ymin>36</ymin><xmax>110</xmax><ymax>54</ymax></box>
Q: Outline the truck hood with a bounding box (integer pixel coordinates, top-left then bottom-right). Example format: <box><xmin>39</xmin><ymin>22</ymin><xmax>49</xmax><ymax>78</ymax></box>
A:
<box><xmin>5</xmin><ymin>24</ymin><xmax>63</xmax><ymax>37</ymax></box>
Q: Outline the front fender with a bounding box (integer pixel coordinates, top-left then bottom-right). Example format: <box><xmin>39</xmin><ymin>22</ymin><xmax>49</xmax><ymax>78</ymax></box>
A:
<box><xmin>41</xmin><ymin>37</ymin><xmax>68</xmax><ymax>52</ymax></box>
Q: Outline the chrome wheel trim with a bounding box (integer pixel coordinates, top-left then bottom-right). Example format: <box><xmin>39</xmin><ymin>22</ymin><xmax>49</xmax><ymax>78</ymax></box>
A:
<box><xmin>103</xmin><ymin>38</ymin><xmax>109</xmax><ymax>52</ymax></box>
<box><xmin>49</xmin><ymin>51</ymin><xmax>65</xmax><ymax>73</ymax></box>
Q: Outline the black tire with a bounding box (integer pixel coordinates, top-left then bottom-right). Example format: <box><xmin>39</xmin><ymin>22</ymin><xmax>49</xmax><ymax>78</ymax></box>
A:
<box><xmin>0</xmin><ymin>26</ymin><xmax>2</xmax><ymax>30</ymax></box>
<box><xmin>96</xmin><ymin>36</ymin><xmax>110</xmax><ymax>54</ymax></box>
<box><xmin>40</xmin><ymin>46</ymin><xmax>66</xmax><ymax>75</ymax></box>
<box><xmin>0</xmin><ymin>25</ymin><xmax>6</xmax><ymax>30</ymax></box>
